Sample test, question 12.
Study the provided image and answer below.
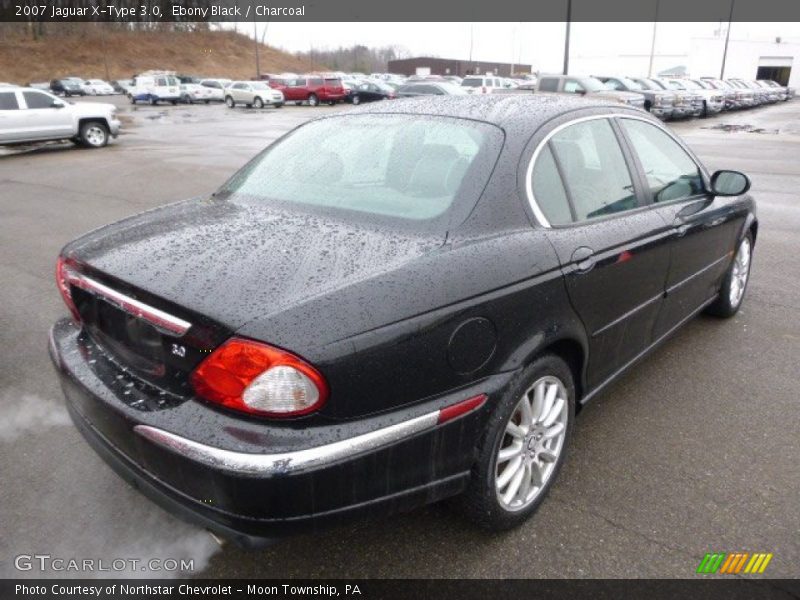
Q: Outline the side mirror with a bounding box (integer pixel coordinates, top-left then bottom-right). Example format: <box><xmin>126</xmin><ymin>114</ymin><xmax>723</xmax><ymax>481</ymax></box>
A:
<box><xmin>711</xmin><ymin>170</ymin><xmax>750</xmax><ymax>196</ymax></box>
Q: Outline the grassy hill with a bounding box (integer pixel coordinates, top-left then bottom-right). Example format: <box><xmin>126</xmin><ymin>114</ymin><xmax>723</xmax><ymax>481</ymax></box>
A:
<box><xmin>0</xmin><ymin>27</ymin><xmax>323</xmax><ymax>84</ymax></box>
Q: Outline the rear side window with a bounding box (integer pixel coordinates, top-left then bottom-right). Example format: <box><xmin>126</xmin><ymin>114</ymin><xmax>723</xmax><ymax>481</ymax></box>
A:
<box><xmin>309</xmin><ymin>78</ymin><xmax>324</xmax><ymax>86</ymax></box>
<box><xmin>461</xmin><ymin>78</ymin><xmax>482</xmax><ymax>87</ymax></box>
<box><xmin>620</xmin><ymin>119</ymin><xmax>704</xmax><ymax>203</ymax></box>
<box><xmin>0</xmin><ymin>92</ymin><xmax>19</xmax><ymax>109</ymax></box>
<box><xmin>22</xmin><ymin>91</ymin><xmax>53</xmax><ymax>109</ymax></box>
<box><xmin>324</xmin><ymin>78</ymin><xmax>341</xmax><ymax>87</ymax></box>
<box><xmin>549</xmin><ymin>119</ymin><xmax>638</xmax><ymax>221</ymax></box>
<box><xmin>531</xmin><ymin>145</ymin><xmax>572</xmax><ymax>225</ymax></box>
<box><xmin>538</xmin><ymin>78</ymin><xmax>559</xmax><ymax>92</ymax></box>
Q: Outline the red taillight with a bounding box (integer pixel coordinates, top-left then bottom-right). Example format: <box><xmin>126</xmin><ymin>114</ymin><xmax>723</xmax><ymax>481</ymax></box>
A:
<box><xmin>56</xmin><ymin>256</ymin><xmax>80</xmax><ymax>322</ymax></box>
<box><xmin>191</xmin><ymin>338</ymin><xmax>329</xmax><ymax>418</ymax></box>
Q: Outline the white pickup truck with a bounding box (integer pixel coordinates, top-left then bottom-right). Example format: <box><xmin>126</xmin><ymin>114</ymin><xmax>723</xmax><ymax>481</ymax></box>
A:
<box><xmin>0</xmin><ymin>87</ymin><xmax>120</xmax><ymax>148</ymax></box>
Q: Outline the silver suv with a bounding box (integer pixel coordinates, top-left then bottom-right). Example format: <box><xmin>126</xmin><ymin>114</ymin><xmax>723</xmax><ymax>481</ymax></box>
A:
<box><xmin>0</xmin><ymin>87</ymin><xmax>120</xmax><ymax>148</ymax></box>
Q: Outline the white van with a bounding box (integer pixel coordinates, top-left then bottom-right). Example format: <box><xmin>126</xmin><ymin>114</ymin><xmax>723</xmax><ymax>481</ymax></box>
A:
<box><xmin>460</xmin><ymin>75</ymin><xmax>504</xmax><ymax>94</ymax></box>
<box><xmin>128</xmin><ymin>72</ymin><xmax>181</xmax><ymax>105</ymax></box>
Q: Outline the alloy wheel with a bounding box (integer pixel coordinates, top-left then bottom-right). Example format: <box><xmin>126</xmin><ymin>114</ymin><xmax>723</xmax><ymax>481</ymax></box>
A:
<box><xmin>495</xmin><ymin>375</ymin><xmax>568</xmax><ymax>511</ymax></box>
<box><xmin>729</xmin><ymin>237</ymin><xmax>751</xmax><ymax>307</ymax></box>
<box><xmin>84</xmin><ymin>126</ymin><xmax>106</xmax><ymax>147</ymax></box>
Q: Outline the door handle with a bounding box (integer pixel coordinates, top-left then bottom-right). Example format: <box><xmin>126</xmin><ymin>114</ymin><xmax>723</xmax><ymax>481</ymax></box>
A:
<box><xmin>571</xmin><ymin>246</ymin><xmax>596</xmax><ymax>274</ymax></box>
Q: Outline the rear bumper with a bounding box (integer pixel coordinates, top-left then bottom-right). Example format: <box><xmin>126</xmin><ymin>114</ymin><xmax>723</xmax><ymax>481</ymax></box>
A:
<box><xmin>49</xmin><ymin>318</ymin><xmax>505</xmax><ymax>544</ymax></box>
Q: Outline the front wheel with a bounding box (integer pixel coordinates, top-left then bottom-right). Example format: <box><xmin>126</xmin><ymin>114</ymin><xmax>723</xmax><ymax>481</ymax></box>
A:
<box><xmin>79</xmin><ymin>121</ymin><xmax>109</xmax><ymax>148</ymax></box>
<box><xmin>458</xmin><ymin>354</ymin><xmax>574</xmax><ymax>530</ymax></box>
<box><xmin>706</xmin><ymin>233</ymin><xmax>753</xmax><ymax>318</ymax></box>
<box><xmin>352</xmin><ymin>95</ymin><xmax>361</xmax><ymax>105</ymax></box>
<box><xmin>225</xmin><ymin>96</ymin><xmax>235</xmax><ymax>108</ymax></box>
<box><xmin>253</xmin><ymin>97</ymin><xmax>264</xmax><ymax>109</ymax></box>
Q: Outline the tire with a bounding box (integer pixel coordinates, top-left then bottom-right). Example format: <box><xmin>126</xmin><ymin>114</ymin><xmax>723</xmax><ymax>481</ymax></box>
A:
<box><xmin>170</xmin><ymin>100</ymin><xmax>178</xmax><ymax>106</ymax></box>
<box><xmin>225</xmin><ymin>96</ymin><xmax>235</xmax><ymax>108</ymax></box>
<box><xmin>328</xmin><ymin>100</ymin><xmax>336</xmax><ymax>106</ymax></box>
<box><xmin>78</xmin><ymin>121</ymin><xmax>109</xmax><ymax>148</ymax></box>
<box><xmin>183</xmin><ymin>94</ymin><xmax>193</xmax><ymax>104</ymax></box>
<box><xmin>458</xmin><ymin>354</ymin><xmax>575</xmax><ymax>531</ymax></box>
<box><xmin>253</xmin><ymin>97</ymin><xmax>264</xmax><ymax>109</ymax></box>
<box><xmin>274</xmin><ymin>103</ymin><xmax>284</xmax><ymax>108</ymax></box>
<box><xmin>701</xmin><ymin>101</ymin><xmax>708</xmax><ymax>119</ymax></box>
<box><xmin>129</xmin><ymin>95</ymin><xmax>136</xmax><ymax>105</ymax></box>
<box><xmin>308</xmin><ymin>93</ymin><xmax>319</xmax><ymax>107</ymax></box>
<box><xmin>150</xmin><ymin>97</ymin><xmax>158</xmax><ymax>106</ymax></box>
<box><xmin>706</xmin><ymin>233</ymin><xmax>753</xmax><ymax>318</ymax></box>
<box><xmin>204</xmin><ymin>100</ymin><xmax>210</xmax><ymax>104</ymax></box>
<box><xmin>352</xmin><ymin>95</ymin><xmax>361</xmax><ymax>105</ymax></box>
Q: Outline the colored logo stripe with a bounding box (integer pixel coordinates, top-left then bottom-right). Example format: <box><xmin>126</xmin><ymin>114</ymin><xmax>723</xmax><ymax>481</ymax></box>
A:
<box><xmin>697</xmin><ymin>552</ymin><xmax>773</xmax><ymax>574</ymax></box>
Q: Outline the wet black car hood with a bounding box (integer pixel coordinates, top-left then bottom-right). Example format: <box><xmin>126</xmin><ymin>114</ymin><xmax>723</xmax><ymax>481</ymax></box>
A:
<box><xmin>64</xmin><ymin>198</ymin><xmax>445</xmax><ymax>339</ymax></box>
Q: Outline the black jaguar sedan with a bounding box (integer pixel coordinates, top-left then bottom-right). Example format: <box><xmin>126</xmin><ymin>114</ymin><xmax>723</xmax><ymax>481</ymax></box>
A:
<box><xmin>50</xmin><ymin>95</ymin><xmax>756</xmax><ymax>546</ymax></box>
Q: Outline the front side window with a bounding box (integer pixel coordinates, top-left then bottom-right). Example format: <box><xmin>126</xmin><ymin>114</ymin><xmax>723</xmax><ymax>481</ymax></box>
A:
<box><xmin>22</xmin><ymin>91</ymin><xmax>55</xmax><ymax>109</ymax></box>
<box><xmin>620</xmin><ymin>119</ymin><xmax>704</xmax><ymax>203</ymax></box>
<box><xmin>548</xmin><ymin>119</ymin><xmax>638</xmax><ymax>221</ymax></box>
<box><xmin>563</xmin><ymin>80</ymin><xmax>585</xmax><ymax>94</ymax></box>
<box><xmin>219</xmin><ymin>115</ymin><xmax>502</xmax><ymax>229</ymax></box>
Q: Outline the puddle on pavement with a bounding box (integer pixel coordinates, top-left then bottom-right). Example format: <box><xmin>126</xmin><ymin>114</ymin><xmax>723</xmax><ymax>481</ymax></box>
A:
<box><xmin>702</xmin><ymin>123</ymin><xmax>780</xmax><ymax>134</ymax></box>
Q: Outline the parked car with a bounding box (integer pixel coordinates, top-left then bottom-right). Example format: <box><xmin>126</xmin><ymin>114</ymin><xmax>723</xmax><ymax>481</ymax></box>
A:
<box><xmin>50</xmin><ymin>79</ymin><xmax>86</xmax><ymax>97</ymax></box>
<box><xmin>631</xmin><ymin>77</ymin><xmax>694</xmax><ymax>117</ymax></box>
<box><xmin>664</xmin><ymin>78</ymin><xmax>724</xmax><ymax>117</ymax></box>
<box><xmin>50</xmin><ymin>95</ymin><xmax>756</xmax><ymax>544</ymax></box>
<box><xmin>177</xmin><ymin>76</ymin><xmax>214</xmax><ymax>104</ymax></box>
<box><xmin>760</xmin><ymin>79</ymin><xmax>794</xmax><ymax>100</ymax></box>
<box><xmin>755</xmin><ymin>80</ymin><xmax>786</xmax><ymax>102</ymax></box>
<box><xmin>537</xmin><ymin>75</ymin><xmax>646</xmax><ymax>110</ymax></box>
<box><xmin>128</xmin><ymin>72</ymin><xmax>181</xmax><ymax>105</ymax></box>
<box><xmin>730</xmin><ymin>79</ymin><xmax>769</xmax><ymax>105</ymax></box>
<box><xmin>724</xmin><ymin>79</ymin><xmax>759</xmax><ymax>107</ymax></box>
<box><xmin>396</xmin><ymin>82</ymin><xmax>468</xmax><ymax>97</ymax></box>
<box><xmin>346</xmin><ymin>80</ymin><xmax>396</xmax><ymax>104</ymax></box>
<box><xmin>225</xmin><ymin>81</ymin><xmax>284</xmax><ymax>109</ymax></box>
<box><xmin>701</xmin><ymin>78</ymin><xmax>750</xmax><ymax>110</ymax></box>
<box><xmin>649</xmin><ymin>78</ymin><xmax>703</xmax><ymax>117</ymax></box>
<box><xmin>269</xmin><ymin>75</ymin><xmax>346</xmax><ymax>106</ymax></box>
<box><xmin>692</xmin><ymin>78</ymin><xmax>737</xmax><ymax>111</ymax></box>
<box><xmin>110</xmin><ymin>80</ymin><xmax>133</xmax><ymax>95</ymax></box>
<box><xmin>198</xmin><ymin>78</ymin><xmax>231</xmax><ymax>103</ymax></box>
<box><xmin>461</xmin><ymin>75</ymin><xmax>505</xmax><ymax>94</ymax></box>
<box><xmin>0</xmin><ymin>87</ymin><xmax>119</xmax><ymax>147</ymax></box>
<box><xmin>594</xmin><ymin>75</ymin><xmax>675</xmax><ymax>119</ymax></box>
<box><xmin>83</xmin><ymin>79</ymin><xmax>116</xmax><ymax>96</ymax></box>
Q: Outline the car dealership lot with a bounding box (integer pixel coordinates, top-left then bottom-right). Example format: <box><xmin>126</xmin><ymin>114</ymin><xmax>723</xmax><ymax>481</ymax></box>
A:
<box><xmin>1</xmin><ymin>98</ymin><xmax>798</xmax><ymax>578</ymax></box>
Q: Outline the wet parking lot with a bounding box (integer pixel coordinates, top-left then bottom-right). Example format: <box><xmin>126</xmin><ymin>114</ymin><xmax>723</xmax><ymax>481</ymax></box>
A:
<box><xmin>1</xmin><ymin>96</ymin><xmax>798</xmax><ymax>579</ymax></box>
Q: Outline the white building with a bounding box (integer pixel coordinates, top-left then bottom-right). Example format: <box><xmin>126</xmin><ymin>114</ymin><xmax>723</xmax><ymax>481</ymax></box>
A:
<box><xmin>568</xmin><ymin>36</ymin><xmax>799</xmax><ymax>87</ymax></box>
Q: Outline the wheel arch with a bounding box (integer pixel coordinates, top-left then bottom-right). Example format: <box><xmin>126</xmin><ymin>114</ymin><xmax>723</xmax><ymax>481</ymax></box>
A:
<box><xmin>538</xmin><ymin>337</ymin><xmax>587</xmax><ymax>409</ymax></box>
<box><xmin>77</xmin><ymin>116</ymin><xmax>110</xmax><ymax>131</ymax></box>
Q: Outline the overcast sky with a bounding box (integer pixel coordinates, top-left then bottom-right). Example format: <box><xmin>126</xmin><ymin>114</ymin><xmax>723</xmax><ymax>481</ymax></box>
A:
<box><xmin>234</xmin><ymin>22</ymin><xmax>800</xmax><ymax>72</ymax></box>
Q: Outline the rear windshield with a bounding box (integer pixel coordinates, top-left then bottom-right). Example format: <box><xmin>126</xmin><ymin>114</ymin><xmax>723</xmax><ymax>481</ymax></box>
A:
<box><xmin>219</xmin><ymin>114</ymin><xmax>503</xmax><ymax>229</ymax></box>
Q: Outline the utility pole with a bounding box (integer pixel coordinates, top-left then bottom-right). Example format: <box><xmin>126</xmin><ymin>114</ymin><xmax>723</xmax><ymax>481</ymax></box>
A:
<box><xmin>563</xmin><ymin>0</ymin><xmax>572</xmax><ymax>75</ymax></box>
<box><xmin>253</xmin><ymin>20</ymin><xmax>261</xmax><ymax>79</ymax></box>
<box><xmin>647</xmin><ymin>0</ymin><xmax>660</xmax><ymax>77</ymax></box>
<box><xmin>720</xmin><ymin>0</ymin><xmax>735</xmax><ymax>79</ymax></box>
<box><xmin>100</xmin><ymin>23</ymin><xmax>110</xmax><ymax>81</ymax></box>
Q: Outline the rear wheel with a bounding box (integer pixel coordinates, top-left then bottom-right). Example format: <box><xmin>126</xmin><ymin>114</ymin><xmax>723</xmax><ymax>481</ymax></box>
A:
<box><xmin>352</xmin><ymin>94</ymin><xmax>361</xmax><ymax>105</ymax></box>
<box><xmin>706</xmin><ymin>233</ymin><xmax>753</xmax><ymax>318</ymax></box>
<box><xmin>274</xmin><ymin>103</ymin><xmax>284</xmax><ymax>108</ymax></box>
<box><xmin>129</xmin><ymin>95</ymin><xmax>136</xmax><ymax>105</ymax></box>
<box><xmin>79</xmin><ymin>121</ymin><xmax>109</xmax><ymax>148</ymax></box>
<box><xmin>308</xmin><ymin>93</ymin><xmax>319</xmax><ymax>107</ymax></box>
<box><xmin>225</xmin><ymin>96</ymin><xmax>235</xmax><ymax>108</ymax></box>
<box><xmin>459</xmin><ymin>354</ymin><xmax>574</xmax><ymax>530</ymax></box>
<box><xmin>253</xmin><ymin>97</ymin><xmax>264</xmax><ymax>109</ymax></box>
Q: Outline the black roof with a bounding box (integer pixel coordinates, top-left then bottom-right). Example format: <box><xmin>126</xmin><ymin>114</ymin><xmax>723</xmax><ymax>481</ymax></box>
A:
<box><xmin>348</xmin><ymin>94</ymin><xmax>649</xmax><ymax>140</ymax></box>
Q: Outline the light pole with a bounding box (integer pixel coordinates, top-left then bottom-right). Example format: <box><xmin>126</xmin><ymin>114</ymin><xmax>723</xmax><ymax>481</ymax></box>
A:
<box><xmin>720</xmin><ymin>0</ymin><xmax>735</xmax><ymax>79</ymax></box>
<box><xmin>253</xmin><ymin>20</ymin><xmax>261</xmax><ymax>79</ymax></box>
<box><xmin>647</xmin><ymin>0</ymin><xmax>660</xmax><ymax>77</ymax></box>
<box><xmin>563</xmin><ymin>0</ymin><xmax>572</xmax><ymax>75</ymax></box>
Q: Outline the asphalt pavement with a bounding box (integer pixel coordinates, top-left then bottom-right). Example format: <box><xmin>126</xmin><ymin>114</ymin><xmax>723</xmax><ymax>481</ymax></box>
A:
<box><xmin>0</xmin><ymin>96</ymin><xmax>798</xmax><ymax>579</ymax></box>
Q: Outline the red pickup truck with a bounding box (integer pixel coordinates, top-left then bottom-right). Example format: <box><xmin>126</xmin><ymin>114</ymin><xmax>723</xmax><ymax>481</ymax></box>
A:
<box><xmin>269</xmin><ymin>75</ymin><xmax>346</xmax><ymax>106</ymax></box>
